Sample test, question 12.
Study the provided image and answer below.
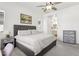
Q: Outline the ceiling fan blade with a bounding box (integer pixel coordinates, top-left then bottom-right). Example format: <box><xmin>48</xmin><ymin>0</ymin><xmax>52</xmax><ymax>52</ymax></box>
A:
<box><xmin>50</xmin><ymin>2</ymin><xmax>54</xmax><ymax>5</ymax></box>
<box><xmin>44</xmin><ymin>9</ymin><xmax>47</xmax><ymax>12</ymax></box>
<box><xmin>53</xmin><ymin>2</ymin><xmax>62</xmax><ymax>5</ymax></box>
<box><xmin>42</xmin><ymin>8</ymin><xmax>47</xmax><ymax>12</ymax></box>
<box><xmin>52</xmin><ymin>7</ymin><xmax>57</xmax><ymax>10</ymax></box>
<box><xmin>37</xmin><ymin>5</ymin><xmax>46</xmax><ymax>7</ymax></box>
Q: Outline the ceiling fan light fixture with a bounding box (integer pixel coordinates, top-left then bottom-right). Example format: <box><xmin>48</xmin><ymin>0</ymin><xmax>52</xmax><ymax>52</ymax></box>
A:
<box><xmin>46</xmin><ymin>5</ymin><xmax>52</xmax><ymax>10</ymax></box>
<box><xmin>37</xmin><ymin>2</ymin><xmax>61</xmax><ymax>13</ymax></box>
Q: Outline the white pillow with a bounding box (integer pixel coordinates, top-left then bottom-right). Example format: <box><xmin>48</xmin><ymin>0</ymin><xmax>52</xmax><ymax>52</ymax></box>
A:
<box><xmin>18</xmin><ymin>30</ymin><xmax>31</xmax><ymax>36</ymax></box>
<box><xmin>31</xmin><ymin>30</ymin><xmax>42</xmax><ymax>34</ymax></box>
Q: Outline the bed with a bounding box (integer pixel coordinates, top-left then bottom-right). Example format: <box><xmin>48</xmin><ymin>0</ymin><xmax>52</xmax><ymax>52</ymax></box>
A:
<box><xmin>14</xmin><ymin>25</ymin><xmax>57</xmax><ymax>56</ymax></box>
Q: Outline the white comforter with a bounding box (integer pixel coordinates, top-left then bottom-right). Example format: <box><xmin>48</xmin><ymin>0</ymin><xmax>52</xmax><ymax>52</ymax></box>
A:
<box><xmin>15</xmin><ymin>33</ymin><xmax>56</xmax><ymax>55</ymax></box>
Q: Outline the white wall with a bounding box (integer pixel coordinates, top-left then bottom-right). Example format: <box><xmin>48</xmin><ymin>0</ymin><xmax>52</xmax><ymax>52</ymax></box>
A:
<box><xmin>0</xmin><ymin>2</ymin><xmax>41</xmax><ymax>35</ymax></box>
<box><xmin>57</xmin><ymin>5</ymin><xmax>79</xmax><ymax>44</ymax></box>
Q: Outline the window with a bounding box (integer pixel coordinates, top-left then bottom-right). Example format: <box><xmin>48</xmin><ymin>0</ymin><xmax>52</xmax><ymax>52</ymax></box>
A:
<box><xmin>0</xmin><ymin>10</ymin><xmax>4</xmax><ymax>32</ymax></box>
<box><xmin>0</xmin><ymin>25</ymin><xmax>3</xmax><ymax>32</ymax></box>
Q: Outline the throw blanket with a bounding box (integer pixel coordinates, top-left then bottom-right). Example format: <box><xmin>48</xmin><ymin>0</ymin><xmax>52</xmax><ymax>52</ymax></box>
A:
<box><xmin>3</xmin><ymin>43</ymin><xmax>14</xmax><ymax>56</ymax></box>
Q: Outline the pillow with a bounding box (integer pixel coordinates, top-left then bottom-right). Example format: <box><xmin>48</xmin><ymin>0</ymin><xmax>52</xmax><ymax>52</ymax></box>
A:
<box><xmin>31</xmin><ymin>30</ymin><xmax>42</xmax><ymax>34</ymax></box>
<box><xmin>18</xmin><ymin>30</ymin><xmax>31</xmax><ymax>36</ymax></box>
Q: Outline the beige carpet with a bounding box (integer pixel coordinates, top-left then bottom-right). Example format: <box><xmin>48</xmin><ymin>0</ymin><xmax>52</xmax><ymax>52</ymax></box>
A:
<box><xmin>11</xmin><ymin>40</ymin><xmax>79</xmax><ymax>56</ymax></box>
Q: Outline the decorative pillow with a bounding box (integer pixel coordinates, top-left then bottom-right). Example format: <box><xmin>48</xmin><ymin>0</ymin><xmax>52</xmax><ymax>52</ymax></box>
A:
<box><xmin>18</xmin><ymin>30</ymin><xmax>31</xmax><ymax>36</ymax></box>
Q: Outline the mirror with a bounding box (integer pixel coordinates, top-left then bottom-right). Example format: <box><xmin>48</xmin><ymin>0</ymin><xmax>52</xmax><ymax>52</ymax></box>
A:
<box><xmin>0</xmin><ymin>10</ymin><xmax>4</xmax><ymax>32</ymax></box>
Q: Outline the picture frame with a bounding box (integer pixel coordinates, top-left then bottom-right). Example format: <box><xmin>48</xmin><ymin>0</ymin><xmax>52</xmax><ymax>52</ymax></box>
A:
<box><xmin>20</xmin><ymin>13</ymin><xmax>32</xmax><ymax>24</ymax></box>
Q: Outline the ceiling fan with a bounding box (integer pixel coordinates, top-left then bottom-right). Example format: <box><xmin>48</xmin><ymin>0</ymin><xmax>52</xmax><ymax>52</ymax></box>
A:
<box><xmin>37</xmin><ymin>2</ymin><xmax>61</xmax><ymax>12</ymax></box>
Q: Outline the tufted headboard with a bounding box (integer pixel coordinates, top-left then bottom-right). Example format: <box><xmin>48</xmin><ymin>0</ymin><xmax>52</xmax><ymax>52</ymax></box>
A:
<box><xmin>14</xmin><ymin>25</ymin><xmax>36</xmax><ymax>36</ymax></box>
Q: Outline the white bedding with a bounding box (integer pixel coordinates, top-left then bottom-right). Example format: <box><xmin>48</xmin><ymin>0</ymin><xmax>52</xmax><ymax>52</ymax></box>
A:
<box><xmin>15</xmin><ymin>33</ymin><xmax>56</xmax><ymax>55</ymax></box>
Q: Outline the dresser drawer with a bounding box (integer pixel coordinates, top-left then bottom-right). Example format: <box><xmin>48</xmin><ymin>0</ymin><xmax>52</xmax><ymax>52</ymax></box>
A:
<box><xmin>63</xmin><ymin>30</ymin><xmax>76</xmax><ymax>44</ymax></box>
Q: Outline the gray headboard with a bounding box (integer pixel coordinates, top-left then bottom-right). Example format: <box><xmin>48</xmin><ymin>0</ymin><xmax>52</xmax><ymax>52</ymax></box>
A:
<box><xmin>14</xmin><ymin>25</ymin><xmax>36</xmax><ymax>36</ymax></box>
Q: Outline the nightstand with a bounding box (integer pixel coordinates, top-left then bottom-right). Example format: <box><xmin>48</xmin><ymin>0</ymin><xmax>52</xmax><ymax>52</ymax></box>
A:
<box><xmin>1</xmin><ymin>36</ymin><xmax>15</xmax><ymax>50</ymax></box>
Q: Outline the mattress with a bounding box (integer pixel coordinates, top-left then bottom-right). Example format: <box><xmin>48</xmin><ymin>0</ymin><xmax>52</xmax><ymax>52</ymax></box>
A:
<box><xmin>15</xmin><ymin>33</ymin><xmax>56</xmax><ymax>55</ymax></box>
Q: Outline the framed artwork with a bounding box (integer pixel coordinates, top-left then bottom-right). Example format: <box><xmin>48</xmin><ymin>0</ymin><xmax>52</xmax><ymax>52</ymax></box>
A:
<box><xmin>20</xmin><ymin>13</ymin><xmax>32</xmax><ymax>24</ymax></box>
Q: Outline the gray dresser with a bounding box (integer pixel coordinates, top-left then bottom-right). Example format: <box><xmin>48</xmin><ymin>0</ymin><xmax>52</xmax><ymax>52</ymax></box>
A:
<box><xmin>63</xmin><ymin>30</ymin><xmax>76</xmax><ymax>44</ymax></box>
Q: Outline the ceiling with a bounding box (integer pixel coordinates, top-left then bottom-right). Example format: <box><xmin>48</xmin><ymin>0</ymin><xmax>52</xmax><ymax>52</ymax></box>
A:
<box><xmin>16</xmin><ymin>2</ymin><xmax>79</xmax><ymax>11</ymax></box>
<box><xmin>56</xmin><ymin>2</ymin><xmax>79</xmax><ymax>10</ymax></box>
